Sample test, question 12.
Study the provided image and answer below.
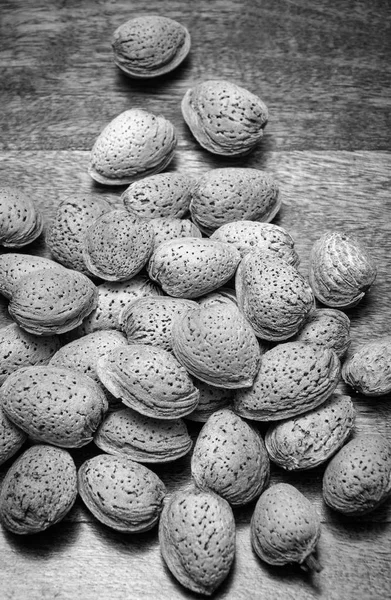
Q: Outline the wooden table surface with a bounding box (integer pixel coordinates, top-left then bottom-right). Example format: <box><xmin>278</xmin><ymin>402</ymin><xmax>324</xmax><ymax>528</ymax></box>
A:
<box><xmin>1</xmin><ymin>1</ymin><xmax>391</xmax><ymax>599</ymax></box>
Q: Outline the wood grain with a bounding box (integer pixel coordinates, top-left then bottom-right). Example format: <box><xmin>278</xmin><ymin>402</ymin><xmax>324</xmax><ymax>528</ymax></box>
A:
<box><xmin>1</xmin><ymin>0</ymin><xmax>391</xmax><ymax>599</ymax></box>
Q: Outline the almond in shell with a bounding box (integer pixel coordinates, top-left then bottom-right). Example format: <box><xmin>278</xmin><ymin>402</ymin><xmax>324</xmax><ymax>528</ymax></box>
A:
<box><xmin>112</xmin><ymin>15</ymin><xmax>191</xmax><ymax>79</ymax></box>
<box><xmin>265</xmin><ymin>393</ymin><xmax>355</xmax><ymax>471</ymax></box>
<box><xmin>96</xmin><ymin>343</ymin><xmax>199</xmax><ymax>419</ymax></box>
<box><xmin>0</xmin><ymin>186</ymin><xmax>43</xmax><ymax>248</ymax></box>
<box><xmin>122</xmin><ymin>172</ymin><xmax>194</xmax><ymax>220</ymax></box>
<box><xmin>235</xmin><ymin>249</ymin><xmax>315</xmax><ymax>341</ymax></box>
<box><xmin>0</xmin><ymin>444</ymin><xmax>77</xmax><ymax>534</ymax></box>
<box><xmin>159</xmin><ymin>485</ymin><xmax>235</xmax><ymax>596</ymax></box>
<box><xmin>181</xmin><ymin>79</ymin><xmax>268</xmax><ymax>156</ymax></box>
<box><xmin>147</xmin><ymin>237</ymin><xmax>241</xmax><ymax>298</ymax></box>
<box><xmin>191</xmin><ymin>409</ymin><xmax>270</xmax><ymax>505</ymax></box>
<box><xmin>94</xmin><ymin>407</ymin><xmax>192</xmax><ymax>463</ymax></box>
<box><xmin>341</xmin><ymin>335</ymin><xmax>391</xmax><ymax>396</ymax></box>
<box><xmin>172</xmin><ymin>303</ymin><xmax>262</xmax><ymax>389</ymax></box>
<box><xmin>0</xmin><ymin>365</ymin><xmax>108</xmax><ymax>448</ymax></box>
<box><xmin>234</xmin><ymin>341</ymin><xmax>341</xmax><ymax>421</ymax></box>
<box><xmin>322</xmin><ymin>434</ymin><xmax>391</xmax><ymax>515</ymax></box>
<box><xmin>78</xmin><ymin>454</ymin><xmax>166</xmax><ymax>532</ymax></box>
<box><xmin>308</xmin><ymin>230</ymin><xmax>377</xmax><ymax>308</ymax></box>
<box><xmin>189</xmin><ymin>168</ymin><xmax>280</xmax><ymax>234</ymax></box>
<box><xmin>89</xmin><ymin>108</ymin><xmax>177</xmax><ymax>186</ymax></box>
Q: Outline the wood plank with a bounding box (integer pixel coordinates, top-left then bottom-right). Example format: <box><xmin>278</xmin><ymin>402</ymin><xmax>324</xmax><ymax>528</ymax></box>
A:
<box><xmin>0</xmin><ymin>0</ymin><xmax>390</xmax><ymax>151</ymax></box>
<box><xmin>0</xmin><ymin>517</ymin><xmax>390</xmax><ymax>600</ymax></box>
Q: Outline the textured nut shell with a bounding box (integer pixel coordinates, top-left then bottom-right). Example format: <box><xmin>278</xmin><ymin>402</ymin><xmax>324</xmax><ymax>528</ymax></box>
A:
<box><xmin>45</xmin><ymin>194</ymin><xmax>112</xmax><ymax>273</ymax></box>
<box><xmin>0</xmin><ymin>366</ymin><xmax>108</xmax><ymax>448</ymax></box>
<box><xmin>251</xmin><ymin>483</ymin><xmax>321</xmax><ymax>567</ymax></box>
<box><xmin>235</xmin><ymin>250</ymin><xmax>315</xmax><ymax>340</ymax></box>
<box><xmin>189</xmin><ymin>168</ymin><xmax>280</xmax><ymax>234</ymax></box>
<box><xmin>89</xmin><ymin>108</ymin><xmax>177</xmax><ymax>186</ymax></box>
<box><xmin>96</xmin><ymin>344</ymin><xmax>199</xmax><ymax>419</ymax></box>
<box><xmin>49</xmin><ymin>329</ymin><xmax>128</xmax><ymax>385</ymax></box>
<box><xmin>112</xmin><ymin>15</ymin><xmax>191</xmax><ymax>78</ymax></box>
<box><xmin>149</xmin><ymin>217</ymin><xmax>202</xmax><ymax>252</ymax></box>
<box><xmin>0</xmin><ymin>406</ymin><xmax>27</xmax><ymax>466</ymax></box>
<box><xmin>8</xmin><ymin>268</ymin><xmax>98</xmax><ymax>335</ymax></box>
<box><xmin>186</xmin><ymin>378</ymin><xmax>235</xmax><ymax>422</ymax></box>
<box><xmin>265</xmin><ymin>394</ymin><xmax>355</xmax><ymax>471</ymax></box>
<box><xmin>120</xmin><ymin>296</ymin><xmax>198</xmax><ymax>352</ymax></box>
<box><xmin>148</xmin><ymin>237</ymin><xmax>241</xmax><ymax>298</ymax></box>
<box><xmin>234</xmin><ymin>342</ymin><xmax>341</xmax><ymax>421</ymax></box>
<box><xmin>0</xmin><ymin>323</ymin><xmax>61</xmax><ymax>385</ymax></box>
<box><xmin>0</xmin><ymin>186</ymin><xmax>43</xmax><ymax>248</ymax></box>
<box><xmin>78</xmin><ymin>454</ymin><xmax>166</xmax><ymax>532</ymax></box>
<box><xmin>0</xmin><ymin>253</ymin><xmax>63</xmax><ymax>299</ymax></box>
<box><xmin>191</xmin><ymin>409</ymin><xmax>270</xmax><ymax>505</ymax></box>
<box><xmin>73</xmin><ymin>275</ymin><xmax>162</xmax><ymax>336</ymax></box>
<box><xmin>94</xmin><ymin>407</ymin><xmax>192</xmax><ymax>463</ymax></box>
<box><xmin>342</xmin><ymin>336</ymin><xmax>391</xmax><ymax>396</ymax></box>
<box><xmin>292</xmin><ymin>308</ymin><xmax>351</xmax><ymax>358</ymax></box>
<box><xmin>309</xmin><ymin>231</ymin><xmax>377</xmax><ymax>308</ymax></box>
<box><xmin>0</xmin><ymin>444</ymin><xmax>77</xmax><ymax>534</ymax></box>
<box><xmin>211</xmin><ymin>221</ymin><xmax>299</xmax><ymax>265</ymax></box>
<box><xmin>83</xmin><ymin>209</ymin><xmax>154</xmax><ymax>281</ymax></box>
<box><xmin>182</xmin><ymin>80</ymin><xmax>268</xmax><ymax>156</ymax></box>
<box><xmin>323</xmin><ymin>435</ymin><xmax>391</xmax><ymax>515</ymax></box>
<box><xmin>159</xmin><ymin>485</ymin><xmax>235</xmax><ymax>596</ymax></box>
<box><xmin>172</xmin><ymin>303</ymin><xmax>262</xmax><ymax>389</ymax></box>
<box><xmin>122</xmin><ymin>172</ymin><xmax>194</xmax><ymax>220</ymax></box>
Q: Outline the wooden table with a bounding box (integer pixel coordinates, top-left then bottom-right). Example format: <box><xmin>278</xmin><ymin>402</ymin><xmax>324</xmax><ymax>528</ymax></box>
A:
<box><xmin>1</xmin><ymin>1</ymin><xmax>391</xmax><ymax>598</ymax></box>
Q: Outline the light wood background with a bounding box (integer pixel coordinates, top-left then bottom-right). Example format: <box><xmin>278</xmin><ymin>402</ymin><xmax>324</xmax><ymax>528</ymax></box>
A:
<box><xmin>1</xmin><ymin>1</ymin><xmax>391</xmax><ymax>599</ymax></box>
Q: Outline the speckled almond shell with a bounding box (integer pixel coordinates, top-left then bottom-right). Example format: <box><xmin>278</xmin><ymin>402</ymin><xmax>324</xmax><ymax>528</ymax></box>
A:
<box><xmin>96</xmin><ymin>344</ymin><xmax>199</xmax><ymax>419</ymax></box>
<box><xmin>122</xmin><ymin>172</ymin><xmax>194</xmax><ymax>220</ymax></box>
<box><xmin>0</xmin><ymin>366</ymin><xmax>108</xmax><ymax>448</ymax></box>
<box><xmin>235</xmin><ymin>249</ymin><xmax>315</xmax><ymax>341</ymax></box>
<box><xmin>94</xmin><ymin>407</ymin><xmax>192</xmax><ymax>463</ymax></box>
<box><xmin>251</xmin><ymin>483</ymin><xmax>321</xmax><ymax>567</ymax></box>
<box><xmin>149</xmin><ymin>217</ymin><xmax>202</xmax><ymax>252</ymax></box>
<box><xmin>211</xmin><ymin>221</ymin><xmax>300</xmax><ymax>266</ymax></box>
<box><xmin>83</xmin><ymin>209</ymin><xmax>154</xmax><ymax>281</ymax></box>
<box><xmin>342</xmin><ymin>336</ymin><xmax>391</xmax><ymax>396</ymax></box>
<box><xmin>49</xmin><ymin>329</ymin><xmax>128</xmax><ymax>385</ymax></box>
<box><xmin>0</xmin><ymin>253</ymin><xmax>63</xmax><ymax>299</ymax></box>
<box><xmin>0</xmin><ymin>444</ymin><xmax>77</xmax><ymax>535</ymax></box>
<box><xmin>8</xmin><ymin>267</ymin><xmax>98</xmax><ymax>335</ymax></box>
<box><xmin>0</xmin><ymin>323</ymin><xmax>61</xmax><ymax>385</ymax></box>
<box><xmin>45</xmin><ymin>194</ymin><xmax>113</xmax><ymax>274</ymax></box>
<box><xmin>233</xmin><ymin>341</ymin><xmax>341</xmax><ymax>421</ymax></box>
<box><xmin>265</xmin><ymin>394</ymin><xmax>355</xmax><ymax>471</ymax></box>
<box><xmin>181</xmin><ymin>80</ymin><xmax>268</xmax><ymax>156</ymax></box>
<box><xmin>322</xmin><ymin>434</ymin><xmax>391</xmax><ymax>515</ymax></box>
<box><xmin>112</xmin><ymin>15</ymin><xmax>191</xmax><ymax>79</ymax></box>
<box><xmin>189</xmin><ymin>168</ymin><xmax>280</xmax><ymax>234</ymax></box>
<box><xmin>89</xmin><ymin>108</ymin><xmax>177</xmax><ymax>186</ymax></box>
<box><xmin>309</xmin><ymin>231</ymin><xmax>377</xmax><ymax>308</ymax></box>
<box><xmin>0</xmin><ymin>406</ymin><xmax>27</xmax><ymax>467</ymax></box>
<box><xmin>291</xmin><ymin>308</ymin><xmax>351</xmax><ymax>358</ymax></box>
<box><xmin>78</xmin><ymin>454</ymin><xmax>166</xmax><ymax>532</ymax></box>
<box><xmin>171</xmin><ymin>303</ymin><xmax>262</xmax><ymax>389</ymax></box>
<box><xmin>0</xmin><ymin>186</ymin><xmax>43</xmax><ymax>248</ymax></box>
<box><xmin>191</xmin><ymin>409</ymin><xmax>270</xmax><ymax>505</ymax></box>
<box><xmin>159</xmin><ymin>485</ymin><xmax>235</xmax><ymax>596</ymax></box>
<box><xmin>185</xmin><ymin>378</ymin><xmax>235</xmax><ymax>422</ymax></box>
<box><xmin>120</xmin><ymin>296</ymin><xmax>198</xmax><ymax>352</ymax></box>
<box><xmin>147</xmin><ymin>237</ymin><xmax>241</xmax><ymax>298</ymax></box>
<box><xmin>71</xmin><ymin>275</ymin><xmax>162</xmax><ymax>337</ymax></box>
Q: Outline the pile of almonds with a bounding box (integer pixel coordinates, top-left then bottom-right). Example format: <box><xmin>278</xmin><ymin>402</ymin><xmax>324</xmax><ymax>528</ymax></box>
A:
<box><xmin>1</xmin><ymin>13</ymin><xmax>391</xmax><ymax>598</ymax></box>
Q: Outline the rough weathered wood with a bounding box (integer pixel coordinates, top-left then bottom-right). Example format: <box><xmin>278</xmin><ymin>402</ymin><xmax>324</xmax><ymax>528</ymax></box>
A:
<box><xmin>1</xmin><ymin>1</ymin><xmax>391</xmax><ymax>599</ymax></box>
